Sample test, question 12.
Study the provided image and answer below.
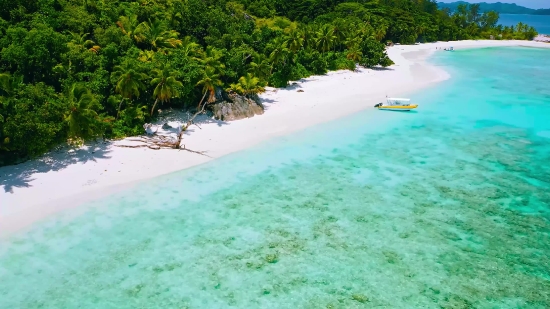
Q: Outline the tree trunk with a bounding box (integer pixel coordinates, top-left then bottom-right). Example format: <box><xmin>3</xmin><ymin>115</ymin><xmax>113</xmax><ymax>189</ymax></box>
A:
<box><xmin>150</xmin><ymin>98</ymin><xmax>159</xmax><ymax>116</ymax></box>
<box><xmin>196</xmin><ymin>89</ymin><xmax>208</xmax><ymax>110</ymax></box>
<box><xmin>176</xmin><ymin>90</ymin><xmax>209</xmax><ymax>149</ymax></box>
<box><xmin>116</xmin><ymin>98</ymin><xmax>125</xmax><ymax>120</ymax></box>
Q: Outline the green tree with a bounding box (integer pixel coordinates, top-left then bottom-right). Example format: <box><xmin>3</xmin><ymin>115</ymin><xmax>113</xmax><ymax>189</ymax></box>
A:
<box><xmin>179</xmin><ymin>36</ymin><xmax>201</xmax><ymax>58</ymax></box>
<box><xmin>1</xmin><ymin>25</ymin><xmax>68</xmax><ymax>85</ymax></box>
<box><xmin>0</xmin><ymin>73</ymin><xmax>15</xmax><ymax>139</ymax></box>
<box><xmin>300</xmin><ymin>25</ymin><xmax>315</xmax><ymax>50</ymax></box>
<box><xmin>248</xmin><ymin>53</ymin><xmax>271</xmax><ymax>81</ymax></box>
<box><xmin>196</xmin><ymin>67</ymin><xmax>223</xmax><ymax>109</ymax></box>
<box><xmin>1</xmin><ymin>83</ymin><xmax>66</xmax><ymax>161</ymax></box>
<box><xmin>199</xmin><ymin>46</ymin><xmax>226</xmax><ymax>74</ymax></box>
<box><xmin>116</xmin><ymin>15</ymin><xmax>141</xmax><ymax>42</ymax></box>
<box><xmin>480</xmin><ymin>11</ymin><xmax>499</xmax><ymax>31</ymax></box>
<box><xmin>65</xmin><ymin>83</ymin><xmax>104</xmax><ymax>140</ymax></box>
<box><xmin>268</xmin><ymin>37</ymin><xmax>290</xmax><ymax>72</ymax></box>
<box><xmin>0</xmin><ymin>73</ymin><xmax>14</xmax><ymax>97</ymax></box>
<box><xmin>346</xmin><ymin>47</ymin><xmax>362</xmax><ymax>63</ymax></box>
<box><xmin>285</xmin><ymin>30</ymin><xmax>304</xmax><ymax>53</ymax></box>
<box><xmin>135</xmin><ymin>19</ymin><xmax>183</xmax><ymax>50</ymax></box>
<box><xmin>111</xmin><ymin>63</ymin><xmax>148</xmax><ymax>119</ymax></box>
<box><xmin>150</xmin><ymin>65</ymin><xmax>183</xmax><ymax>116</ymax></box>
<box><xmin>229</xmin><ymin>73</ymin><xmax>266</xmax><ymax>97</ymax></box>
<box><xmin>67</xmin><ymin>32</ymin><xmax>101</xmax><ymax>53</ymax></box>
<box><xmin>331</xmin><ymin>19</ymin><xmax>348</xmax><ymax>51</ymax></box>
<box><xmin>343</xmin><ymin>29</ymin><xmax>361</xmax><ymax>50</ymax></box>
<box><xmin>316</xmin><ymin>25</ymin><xmax>336</xmax><ymax>53</ymax></box>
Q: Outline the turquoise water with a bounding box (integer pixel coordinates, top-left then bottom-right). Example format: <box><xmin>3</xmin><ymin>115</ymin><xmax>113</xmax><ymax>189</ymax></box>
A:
<box><xmin>499</xmin><ymin>14</ymin><xmax>550</xmax><ymax>35</ymax></box>
<box><xmin>1</xmin><ymin>47</ymin><xmax>550</xmax><ymax>308</ymax></box>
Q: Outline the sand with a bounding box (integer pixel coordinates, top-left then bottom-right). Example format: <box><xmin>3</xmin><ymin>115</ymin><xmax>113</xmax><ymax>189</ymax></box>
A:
<box><xmin>1</xmin><ymin>40</ymin><xmax>549</xmax><ymax>235</ymax></box>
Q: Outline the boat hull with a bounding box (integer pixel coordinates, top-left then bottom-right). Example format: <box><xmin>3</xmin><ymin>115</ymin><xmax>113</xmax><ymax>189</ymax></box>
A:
<box><xmin>377</xmin><ymin>104</ymin><xmax>418</xmax><ymax>111</ymax></box>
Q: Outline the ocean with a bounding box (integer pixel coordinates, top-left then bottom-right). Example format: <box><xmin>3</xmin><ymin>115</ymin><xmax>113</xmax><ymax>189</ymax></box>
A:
<box><xmin>1</xmin><ymin>47</ymin><xmax>549</xmax><ymax>308</ymax></box>
<box><xmin>499</xmin><ymin>13</ymin><xmax>550</xmax><ymax>35</ymax></box>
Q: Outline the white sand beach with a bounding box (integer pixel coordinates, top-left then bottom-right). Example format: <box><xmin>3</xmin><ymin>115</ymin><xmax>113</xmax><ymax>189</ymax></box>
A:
<box><xmin>1</xmin><ymin>40</ymin><xmax>549</xmax><ymax>235</ymax></box>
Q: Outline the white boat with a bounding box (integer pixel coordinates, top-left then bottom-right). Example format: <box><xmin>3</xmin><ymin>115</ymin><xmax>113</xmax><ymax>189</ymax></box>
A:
<box><xmin>374</xmin><ymin>97</ymin><xmax>418</xmax><ymax>111</ymax></box>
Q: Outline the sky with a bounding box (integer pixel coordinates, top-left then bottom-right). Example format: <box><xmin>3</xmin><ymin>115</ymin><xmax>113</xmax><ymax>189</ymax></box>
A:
<box><xmin>436</xmin><ymin>0</ymin><xmax>549</xmax><ymax>9</ymax></box>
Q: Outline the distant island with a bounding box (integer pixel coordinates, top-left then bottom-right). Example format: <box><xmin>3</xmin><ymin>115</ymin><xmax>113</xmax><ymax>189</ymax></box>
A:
<box><xmin>438</xmin><ymin>2</ymin><xmax>550</xmax><ymax>15</ymax></box>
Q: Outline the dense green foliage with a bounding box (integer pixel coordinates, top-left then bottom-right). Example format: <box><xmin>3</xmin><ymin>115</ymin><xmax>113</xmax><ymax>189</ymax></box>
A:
<box><xmin>438</xmin><ymin>2</ymin><xmax>550</xmax><ymax>15</ymax></box>
<box><xmin>0</xmin><ymin>0</ymin><xmax>538</xmax><ymax>165</ymax></box>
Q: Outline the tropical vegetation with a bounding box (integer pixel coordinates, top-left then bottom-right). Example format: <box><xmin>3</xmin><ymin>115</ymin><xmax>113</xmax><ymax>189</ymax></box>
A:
<box><xmin>0</xmin><ymin>0</ymin><xmax>539</xmax><ymax>165</ymax></box>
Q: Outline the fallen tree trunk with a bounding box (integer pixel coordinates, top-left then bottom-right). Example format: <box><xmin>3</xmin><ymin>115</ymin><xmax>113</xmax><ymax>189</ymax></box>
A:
<box><xmin>114</xmin><ymin>96</ymin><xmax>211</xmax><ymax>157</ymax></box>
<box><xmin>174</xmin><ymin>92</ymin><xmax>209</xmax><ymax>150</ymax></box>
<box><xmin>116</xmin><ymin>144</ymin><xmax>161</xmax><ymax>150</ymax></box>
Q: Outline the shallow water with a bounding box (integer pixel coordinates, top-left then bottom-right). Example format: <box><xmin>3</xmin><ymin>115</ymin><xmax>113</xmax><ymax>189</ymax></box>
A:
<box><xmin>1</xmin><ymin>47</ymin><xmax>550</xmax><ymax>308</ymax></box>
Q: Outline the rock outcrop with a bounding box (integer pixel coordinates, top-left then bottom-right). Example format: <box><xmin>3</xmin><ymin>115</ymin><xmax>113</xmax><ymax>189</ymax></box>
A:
<box><xmin>534</xmin><ymin>34</ymin><xmax>550</xmax><ymax>43</ymax></box>
<box><xmin>208</xmin><ymin>89</ymin><xmax>264</xmax><ymax>121</ymax></box>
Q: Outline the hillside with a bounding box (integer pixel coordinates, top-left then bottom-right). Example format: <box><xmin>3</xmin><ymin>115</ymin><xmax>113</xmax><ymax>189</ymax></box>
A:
<box><xmin>438</xmin><ymin>1</ymin><xmax>550</xmax><ymax>15</ymax></box>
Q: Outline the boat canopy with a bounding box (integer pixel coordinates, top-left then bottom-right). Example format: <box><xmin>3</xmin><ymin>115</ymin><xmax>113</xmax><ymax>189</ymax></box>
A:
<box><xmin>387</xmin><ymin>97</ymin><xmax>410</xmax><ymax>102</ymax></box>
<box><xmin>385</xmin><ymin>97</ymin><xmax>412</xmax><ymax>106</ymax></box>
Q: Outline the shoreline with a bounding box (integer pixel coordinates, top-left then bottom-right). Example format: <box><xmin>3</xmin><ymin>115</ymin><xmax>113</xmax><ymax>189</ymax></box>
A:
<box><xmin>1</xmin><ymin>40</ymin><xmax>549</xmax><ymax>236</ymax></box>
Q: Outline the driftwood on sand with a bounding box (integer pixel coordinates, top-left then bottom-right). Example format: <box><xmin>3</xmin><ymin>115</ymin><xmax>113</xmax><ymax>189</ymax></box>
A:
<box><xmin>114</xmin><ymin>101</ymin><xmax>210</xmax><ymax>157</ymax></box>
<box><xmin>113</xmin><ymin>89</ymin><xmax>264</xmax><ymax>157</ymax></box>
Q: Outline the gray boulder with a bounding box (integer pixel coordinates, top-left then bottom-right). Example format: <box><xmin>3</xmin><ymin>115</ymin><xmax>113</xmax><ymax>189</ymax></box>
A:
<box><xmin>209</xmin><ymin>90</ymin><xmax>264</xmax><ymax>121</ymax></box>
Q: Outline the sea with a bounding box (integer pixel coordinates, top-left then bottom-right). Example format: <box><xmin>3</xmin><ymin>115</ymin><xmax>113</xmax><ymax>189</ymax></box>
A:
<box><xmin>1</xmin><ymin>47</ymin><xmax>549</xmax><ymax>308</ymax></box>
<box><xmin>499</xmin><ymin>13</ymin><xmax>550</xmax><ymax>35</ymax></box>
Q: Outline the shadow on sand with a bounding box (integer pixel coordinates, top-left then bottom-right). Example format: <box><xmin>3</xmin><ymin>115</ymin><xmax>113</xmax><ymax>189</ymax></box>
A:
<box><xmin>0</xmin><ymin>143</ymin><xmax>112</xmax><ymax>194</ymax></box>
<box><xmin>370</xmin><ymin>66</ymin><xmax>394</xmax><ymax>71</ymax></box>
<box><xmin>184</xmin><ymin>113</ymin><xmax>229</xmax><ymax>133</ymax></box>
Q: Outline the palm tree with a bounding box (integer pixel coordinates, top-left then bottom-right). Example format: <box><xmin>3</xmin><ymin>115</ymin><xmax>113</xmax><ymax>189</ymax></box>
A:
<box><xmin>301</xmin><ymin>25</ymin><xmax>315</xmax><ymax>50</ymax></box>
<box><xmin>332</xmin><ymin>22</ymin><xmax>348</xmax><ymax>51</ymax></box>
<box><xmin>248</xmin><ymin>53</ymin><xmax>270</xmax><ymax>81</ymax></box>
<box><xmin>229</xmin><ymin>73</ymin><xmax>265</xmax><ymax>97</ymax></box>
<box><xmin>346</xmin><ymin>47</ymin><xmax>362</xmax><ymax>63</ymax></box>
<box><xmin>371</xmin><ymin>20</ymin><xmax>389</xmax><ymax>41</ymax></box>
<box><xmin>357</xmin><ymin>25</ymin><xmax>376</xmax><ymax>42</ymax></box>
<box><xmin>199</xmin><ymin>46</ymin><xmax>226</xmax><ymax>74</ymax></box>
<box><xmin>68</xmin><ymin>32</ymin><xmax>93</xmax><ymax>49</ymax></box>
<box><xmin>285</xmin><ymin>30</ymin><xmax>304</xmax><ymax>53</ymax></box>
<box><xmin>116</xmin><ymin>15</ymin><xmax>141</xmax><ymax>41</ymax></box>
<box><xmin>138</xmin><ymin>50</ymin><xmax>156</xmax><ymax>63</ymax></box>
<box><xmin>135</xmin><ymin>19</ymin><xmax>182</xmax><ymax>50</ymax></box>
<box><xmin>150</xmin><ymin>66</ymin><xmax>183</xmax><ymax>116</ymax></box>
<box><xmin>67</xmin><ymin>32</ymin><xmax>101</xmax><ymax>53</ymax></box>
<box><xmin>111</xmin><ymin>63</ymin><xmax>148</xmax><ymax>119</ymax></box>
<box><xmin>268</xmin><ymin>37</ymin><xmax>289</xmax><ymax>72</ymax></box>
<box><xmin>316</xmin><ymin>25</ymin><xmax>336</xmax><ymax>53</ymax></box>
<box><xmin>65</xmin><ymin>83</ymin><xmax>102</xmax><ymax>140</ymax></box>
<box><xmin>519</xmin><ymin>23</ymin><xmax>528</xmax><ymax>33</ymax></box>
<box><xmin>179</xmin><ymin>36</ymin><xmax>201</xmax><ymax>57</ymax></box>
<box><xmin>195</xmin><ymin>67</ymin><xmax>222</xmax><ymax>109</ymax></box>
<box><xmin>344</xmin><ymin>27</ymin><xmax>362</xmax><ymax>50</ymax></box>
